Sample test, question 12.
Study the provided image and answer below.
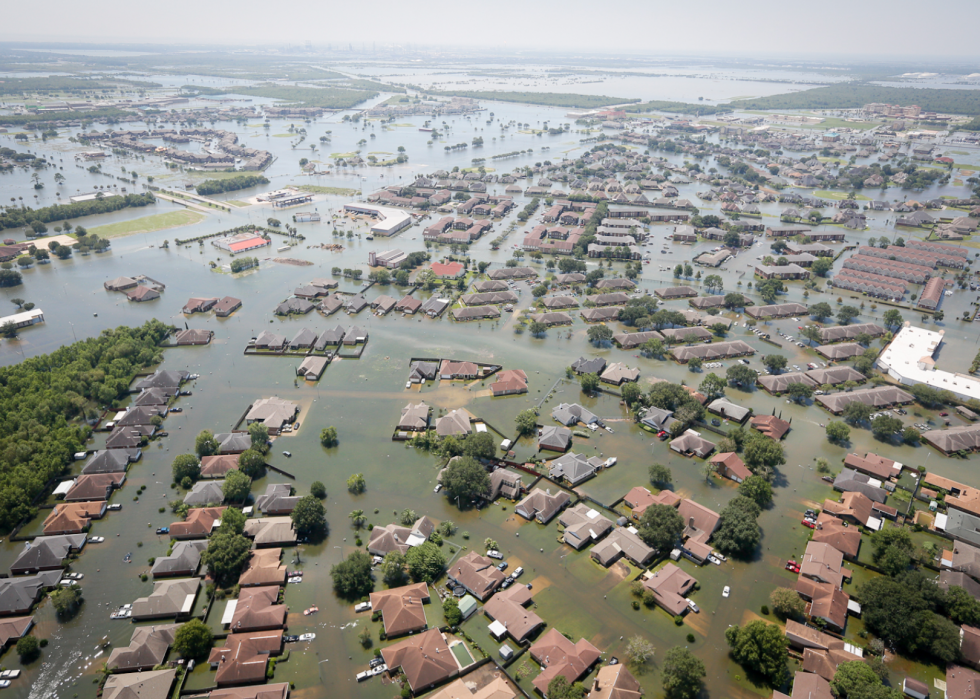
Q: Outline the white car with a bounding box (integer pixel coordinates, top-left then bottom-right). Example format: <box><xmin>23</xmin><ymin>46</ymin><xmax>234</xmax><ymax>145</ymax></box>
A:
<box><xmin>299</xmin><ymin>633</ymin><xmax>316</xmax><ymax>642</ymax></box>
<box><xmin>722</xmin><ymin>586</ymin><xmax>731</xmax><ymax>598</ymax></box>
<box><xmin>434</xmin><ymin>484</ymin><xmax>442</xmax><ymax>493</ymax></box>
<box><xmin>486</xmin><ymin>550</ymin><xmax>503</xmax><ymax>560</ymax></box>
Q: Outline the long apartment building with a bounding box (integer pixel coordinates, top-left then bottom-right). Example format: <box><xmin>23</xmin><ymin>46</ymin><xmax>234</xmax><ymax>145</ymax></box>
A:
<box><xmin>857</xmin><ymin>245</ymin><xmax>964</xmax><ymax>269</ymax></box>
<box><xmin>906</xmin><ymin>238</ymin><xmax>969</xmax><ymax>262</ymax></box>
<box><xmin>832</xmin><ymin>270</ymin><xmax>907</xmax><ymax>300</ymax></box>
<box><xmin>841</xmin><ymin>255</ymin><xmax>933</xmax><ymax>284</ymax></box>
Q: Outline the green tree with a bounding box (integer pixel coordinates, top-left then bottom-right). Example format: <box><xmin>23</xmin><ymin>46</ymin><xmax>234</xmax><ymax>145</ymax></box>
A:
<box><xmin>515</xmin><ymin>409</ymin><xmax>538</xmax><ymax>436</ymax></box>
<box><xmin>236</xmin><ymin>449</ymin><xmax>265</xmax><ymax>478</ymax></box>
<box><xmin>725</xmin><ymin>620</ymin><xmax>789</xmax><ymax>686</ymax></box>
<box><xmin>761</xmin><ymin>355</ymin><xmax>787</xmax><ymax>373</ymax></box>
<box><xmin>871</xmin><ymin>414</ymin><xmax>903</xmax><ymax>441</ymax></box>
<box><xmin>320</xmin><ymin>426</ymin><xmax>338</xmax><ymax>447</ymax></box>
<box><xmin>547</xmin><ymin>676</ymin><xmax>586</xmax><ymax>699</ymax></box>
<box><xmin>688</xmin><ymin>356</ymin><xmax>703</xmax><ymax>372</ymax></box>
<box><xmin>811</xmin><ymin>257</ymin><xmax>833</xmax><ymax>276</ymax></box>
<box><xmin>621</xmin><ymin>381</ymin><xmax>641</xmax><ymax>406</ymax></box>
<box><xmin>809</xmin><ymin>302</ymin><xmax>833</xmax><ymax>320</ymax></box>
<box><xmin>713</xmin><ymin>496</ymin><xmax>762</xmax><ymax>558</ymax></box>
<box><xmin>636</xmin><ymin>504</ymin><xmax>684</xmax><ymax>553</ymax></box>
<box><xmin>843</xmin><ymin>402</ymin><xmax>874</xmax><ymax>425</ymax></box>
<box><xmin>221</xmin><ymin>506</ymin><xmax>246</xmax><ymax>535</ymax></box>
<box><xmin>826</xmin><ymin>421</ymin><xmax>851</xmax><ymax>443</ymax></box>
<box><xmin>291</xmin><ymin>494</ymin><xmax>327</xmax><ymax>539</ymax></box>
<box><xmin>769</xmin><ymin>587</ymin><xmax>806</xmax><ymax>619</ymax></box>
<box><xmin>529</xmin><ymin>321</ymin><xmax>548</xmax><ymax>337</ymax></box>
<box><xmin>837</xmin><ymin>305</ymin><xmax>860</xmax><ymax>325</ymax></box>
<box><xmin>442</xmin><ymin>455</ymin><xmax>491</xmax><ymax>506</ymax></box>
<box><xmin>330</xmin><ymin>550</ymin><xmax>374</xmax><ymax>600</ymax></box>
<box><xmin>443</xmin><ymin>597</ymin><xmax>463</xmax><ymax>626</ymax></box>
<box><xmin>405</xmin><ymin>541</ymin><xmax>446</xmax><ymax>583</ymax></box>
<box><xmin>195</xmin><ymin>430</ymin><xmax>218</xmax><ymax>457</ymax></box>
<box><xmin>347</xmin><ymin>473</ymin><xmax>366</xmax><ymax>494</ymax></box>
<box><xmin>625</xmin><ymin>635</ymin><xmax>655</xmax><ymax>668</ymax></box>
<box><xmin>786</xmin><ymin>382</ymin><xmax>813</xmax><ymax>404</ymax></box>
<box><xmin>247</xmin><ymin>422</ymin><xmax>269</xmax><ymax>451</ymax></box>
<box><xmin>738</xmin><ymin>475</ymin><xmax>773</xmax><ymax>507</ymax></box>
<box><xmin>16</xmin><ymin>635</ymin><xmax>39</xmax><ymax>663</ymax></box>
<box><xmin>882</xmin><ymin>309</ymin><xmax>904</xmax><ymax>329</ymax></box>
<box><xmin>380</xmin><ymin>551</ymin><xmax>407</xmax><ymax>587</ymax></box>
<box><xmin>703</xmin><ymin>274</ymin><xmax>723</xmax><ymax>292</ymax></box>
<box><xmin>222</xmin><ymin>469</ymin><xmax>251</xmax><ymax>503</ymax></box>
<box><xmin>902</xmin><ymin>426</ymin><xmax>921</xmax><ymax>445</ymax></box>
<box><xmin>723</xmin><ymin>292</ymin><xmax>746</xmax><ymax>309</ymax></box>
<box><xmin>173</xmin><ymin>619</ymin><xmax>213</xmax><ymax>659</ymax></box>
<box><xmin>587</xmin><ymin>324</ymin><xmax>613</xmax><ymax>345</ymax></box>
<box><xmin>310</xmin><ymin>481</ymin><xmax>327</xmax><ymax>499</ymax></box>
<box><xmin>699</xmin><ymin>373</ymin><xmax>726</xmax><ymax>399</ymax></box>
<box><xmin>581</xmin><ymin>372</ymin><xmax>600</xmax><ymax>394</ymax></box>
<box><xmin>202</xmin><ymin>528</ymin><xmax>252</xmax><ymax>587</ymax></box>
<box><xmin>171</xmin><ymin>454</ymin><xmax>201</xmax><ymax>483</ymax></box>
<box><xmin>649</xmin><ymin>464</ymin><xmax>672</xmax><ymax>487</ymax></box>
<box><xmin>661</xmin><ymin>646</ymin><xmax>706</xmax><ymax>699</ymax></box>
<box><xmin>743</xmin><ymin>432</ymin><xmax>786</xmax><ymax>474</ymax></box>
<box><xmin>349</xmin><ymin>509</ymin><xmax>366</xmax><ymax>529</ymax></box>
<box><xmin>50</xmin><ymin>586</ymin><xmax>81</xmax><ymax>616</ymax></box>
<box><xmin>832</xmin><ymin>661</ymin><xmax>882</xmax><ymax>698</ymax></box>
<box><xmin>726</xmin><ymin>364</ymin><xmax>757</xmax><ymax>387</ymax></box>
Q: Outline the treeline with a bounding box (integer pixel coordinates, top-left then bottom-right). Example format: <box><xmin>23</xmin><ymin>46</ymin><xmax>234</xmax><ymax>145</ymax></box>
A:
<box><xmin>230</xmin><ymin>257</ymin><xmax>259</xmax><ymax>273</ymax></box>
<box><xmin>210</xmin><ymin>85</ymin><xmax>379</xmax><ymax>109</ymax></box>
<box><xmin>0</xmin><ymin>193</ymin><xmax>155</xmax><ymax>231</ymax></box>
<box><xmin>622</xmin><ymin>100</ymin><xmax>732</xmax><ymax>116</ymax></box>
<box><xmin>730</xmin><ymin>83</ymin><xmax>980</xmax><ymax>116</ymax></box>
<box><xmin>196</xmin><ymin>175</ymin><xmax>270</xmax><ymax>196</ymax></box>
<box><xmin>0</xmin><ymin>108</ymin><xmax>132</xmax><ymax>127</ymax></box>
<box><xmin>426</xmin><ymin>90</ymin><xmax>640</xmax><ymax>109</ymax></box>
<box><xmin>961</xmin><ymin>116</ymin><xmax>980</xmax><ymax>131</ymax></box>
<box><xmin>0</xmin><ymin>320</ymin><xmax>171</xmax><ymax>530</ymax></box>
<box><xmin>0</xmin><ymin>77</ymin><xmax>160</xmax><ymax>95</ymax></box>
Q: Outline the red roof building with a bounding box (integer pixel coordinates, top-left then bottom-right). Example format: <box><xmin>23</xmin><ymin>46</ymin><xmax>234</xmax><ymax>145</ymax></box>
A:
<box><xmin>430</xmin><ymin>261</ymin><xmax>464</xmax><ymax>279</ymax></box>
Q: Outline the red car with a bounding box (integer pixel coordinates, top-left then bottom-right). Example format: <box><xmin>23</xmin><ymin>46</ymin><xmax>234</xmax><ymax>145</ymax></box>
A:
<box><xmin>940</xmin><ymin>412</ymin><xmax>949</xmax><ymax>417</ymax></box>
<box><xmin>657</xmin><ymin>431</ymin><xmax>669</xmax><ymax>441</ymax></box>
<box><xmin>801</xmin><ymin>520</ymin><xmax>815</xmax><ymax>529</ymax></box>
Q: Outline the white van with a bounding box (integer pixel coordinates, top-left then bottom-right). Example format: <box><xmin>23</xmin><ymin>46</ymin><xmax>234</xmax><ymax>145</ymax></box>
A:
<box><xmin>511</xmin><ymin>567</ymin><xmax>524</xmax><ymax>579</ymax></box>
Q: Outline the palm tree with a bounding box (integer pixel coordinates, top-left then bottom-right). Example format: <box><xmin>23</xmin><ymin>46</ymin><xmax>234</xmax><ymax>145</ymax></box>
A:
<box><xmin>349</xmin><ymin>510</ymin><xmax>366</xmax><ymax>530</ymax></box>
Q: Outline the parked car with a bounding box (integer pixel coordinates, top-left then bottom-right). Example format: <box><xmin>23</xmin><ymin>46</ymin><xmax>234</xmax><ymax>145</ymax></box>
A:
<box><xmin>283</xmin><ymin>635</ymin><xmax>299</xmax><ymax>643</ymax></box>
<box><xmin>802</xmin><ymin>520</ymin><xmax>816</xmax><ymax>529</ymax></box>
<box><xmin>687</xmin><ymin>600</ymin><xmax>700</xmax><ymax>613</ymax></box>
<box><xmin>169</xmin><ymin>407</ymin><xmax>182</xmax><ymax>413</ymax></box>
<box><xmin>496</xmin><ymin>561</ymin><xmax>508</xmax><ymax>572</ymax></box>
<box><xmin>433</xmin><ymin>484</ymin><xmax>442</xmax><ymax>493</ymax></box>
<box><xmin>512</xmin><ymin>567</ymin><xmax>524</xmax><ymax>578</ymax></box>
<box><xmin>722</xmin><ymin>586</ymin><xmax>731</xmax><ymax>598</ymax></box>
<box><xmin>486</xmin><ymin>550</ymin><xmax>503</xmax><ymax>560</ymax></box>
<box><xmin>298</xmin><ymin>633</ymin><xmax>316</xmax><ymax>642</ymax></box>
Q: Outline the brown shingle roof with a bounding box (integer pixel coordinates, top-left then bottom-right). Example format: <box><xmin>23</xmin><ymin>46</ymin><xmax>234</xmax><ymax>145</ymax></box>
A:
<box><xmin>369</xmin><ymin>583</ymin><xmax>430</xmax><ymax>637</ymax></box>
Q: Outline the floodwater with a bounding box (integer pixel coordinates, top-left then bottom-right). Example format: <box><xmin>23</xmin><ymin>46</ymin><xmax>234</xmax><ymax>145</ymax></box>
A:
<box><xmin>0</xmin><ymin>87</ymin><xmax>978</xmax><ymax>699</ymax></box>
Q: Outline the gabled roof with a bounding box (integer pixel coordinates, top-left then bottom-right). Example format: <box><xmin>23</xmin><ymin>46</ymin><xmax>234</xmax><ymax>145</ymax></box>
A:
<box><xmin>529</xmin><ymin>628</ymin><xmax>602</xmax><ymax>695</ymax></box>
<box><xmin>151</xmin><ymin>540</ymin><xmax>206</xmax><ymax>578</ymax></box>
<box><xmin>103</xmin><ymin>669</ymin><xmax>177</xmax><ymax>699</ymax></box>
<box><xmin>243</xmin><ymin>517</ymin><xmax>297</xmax><ymax>547</ymax></box>
<box><xmin>0</xmin><ymin>572</ymin><xmax>60</xmax><ymax>615</ymax></box>
<box><xmin>170</xmin><ymin>507</ymin><xmax>226</xmax><ymax>539</ymax></box>
<box><xmin>381</xmin><ymin>628</ymin><xmax>457</xmax><ymax>692</ymax></box>
<box><xmin>369</xmin><ymin>582</ymin><xmax>430</xmax><ymax>637</ymax></box>
<box><xmin>209</xmin><ymin>630</ymin><xmax>283</xmax><ymax>686</ymax></box>
<box><xmin>107</xmin><ymin>624</ymin><xmax>179</xmax><ymax>672</ymax></box>
<box><xmin>483</xmin><ymin>584</ymin><xmax>543</xmax><ymax>644</ymax></box>
<box><xmin>229</xmin><ymin>586</ymin><xmax>287</xmax><ymax>632</ymax></box>
<box><xmin>516</xmin><ymin>488</ymin><xmax>571</xmax><ymax>524</ymax></box>
<box><xmin>238</xmin><ymin>548</ymin><xmax>287</xmax><ymax>587</ymax></box>
<box><xmin>131</xmin><ymin>578</ymin><xmax>200</xmax><ymax>620</ymax></box>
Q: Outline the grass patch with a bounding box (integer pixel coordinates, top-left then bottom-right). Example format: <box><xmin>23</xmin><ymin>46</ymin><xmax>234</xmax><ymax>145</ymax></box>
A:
<box><xmin>462</xmin><ymin>167</ymin><xmax>496</xmax><ymax>173</ymax></box>
<box><xmin>368</xmin><ymin>151</ymin><xmax>393</xmax><ymax>155</ymax></box>
<box><xmin>296</xmin><ymin>185</ymin><xmax>358</xmax><ymax>196</ymax></box>
<box><xmin>225</xmin><ymin>200</ymin><xmax>250</xmax><ymax>208</ymax></box>
<box><xmin>956</xmin><ymin>164</ymin><xmax>980</xmax><ymax>172</ymax></box>
<box><xmin>272</xmin><ymin>133</ymin><xmax>294</xmax><ymax>138</ymax></box>
<box><xmin>813</xmin><ymin>190</ymin><xmax>871</xmax><ymax>201</ymax></box>
<box><xmin>87</xmin><ymin>210</ymin><xmax>205</xmax><ymax>238</ymax></box>
<box><xmin>329</xmin><ymin>152</ymin><xmax>358</xmax><ymax>159</ymax></box>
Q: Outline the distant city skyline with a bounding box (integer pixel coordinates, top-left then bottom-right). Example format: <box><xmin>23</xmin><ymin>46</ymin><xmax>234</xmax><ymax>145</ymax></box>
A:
<box><xmin>1</xmin><ymin>0</ymin><xmax>979</xmax><ymax>61</ymax></box>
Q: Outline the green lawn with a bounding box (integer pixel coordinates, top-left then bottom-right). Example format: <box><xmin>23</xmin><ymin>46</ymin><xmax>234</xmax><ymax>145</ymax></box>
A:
<box><xmin>225</xmin><ymin>200</ymin><xmax>250</xmax><ymax>208</ymax></box>
<box><xmin>87</xmin><ymin>210</ymin><xmax>206</xmax><ymax>238</ymax></box>
<box><xmin>813</xmin><ymin>190</ymin><xmax>871</xmax><ymax>201</ymax></box>
<box><xmin>297</xmin><ymin>185</ymin><xmax>358</xmax><ymax>196</ymax></box>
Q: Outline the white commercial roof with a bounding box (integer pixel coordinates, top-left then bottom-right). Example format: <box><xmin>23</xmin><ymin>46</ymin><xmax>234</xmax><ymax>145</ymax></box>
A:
<box><xmin>0</xmin><ymin>309</ymin><xmax>44</xmax><ymax>326</ymax></box>
<box><xmin>344</xmin><ymin>203</ymin><xmax>411</xmax><ymax>235</ymax></box>
<box><xmin>877</xmin><ymin>324</ymin><xmax>980</xmax><ymax>401</ymax></box>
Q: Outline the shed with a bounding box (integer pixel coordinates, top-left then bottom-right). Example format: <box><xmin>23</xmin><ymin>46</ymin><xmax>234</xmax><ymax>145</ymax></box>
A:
<box><xmin>903</xmin><ymin>677</ymin><xmax>929</xmax><ymax>699</ymax></box>
<box><xmin>458</xmin><ymin>595</ymin><xmax>478</xmax><ymax>620</ymax></box>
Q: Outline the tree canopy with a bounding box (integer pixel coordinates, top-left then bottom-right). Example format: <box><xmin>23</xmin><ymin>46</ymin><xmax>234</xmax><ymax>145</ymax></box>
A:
<box><xmin>331</xmin><ymin>550</ymin><xmax>375</xmax><ymax>600</ymax></box>
<box><xmin>636</xmin><ymin>504</ymin><xmax>684</xmax><ymax>553</ymax></box>
<box><xmin>406</xmin><ymin>541</ymin><xmax>447</xmax><ymax>583</ymax></box>
<box><xmin>291</xmin><ymin>494</ymin><xmax>327</xmax><ymax>540</ymax></box>
<box><xmin>725</xmin><ymin>620</ymin><xmax>789</xmax><ymax>686</ymax></box>
<box><xmin>173</xmin><ymin>619</ymin><xmax>214</xmax><ymax>659</ymax></box>
<box><xmin>661</xmin><ymin>646</ymin><xmax>706</xmax><ymax>699</ymax></box>
<box><xmin>442</xmin><ymin>455</ymin><xmax>491</xmax><ymax>506</ymax></box>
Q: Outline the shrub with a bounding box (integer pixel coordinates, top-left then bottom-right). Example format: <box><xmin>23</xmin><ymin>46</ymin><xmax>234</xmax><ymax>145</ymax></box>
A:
<box><xmin>687</xmin><ymin>633</ymin><xmax>696</xmax><ymax>643</ymax></box>
<box><xmin>674</xmin><ymin>615</ymin><xmax>684</xmax><ymax>626</ymax></box>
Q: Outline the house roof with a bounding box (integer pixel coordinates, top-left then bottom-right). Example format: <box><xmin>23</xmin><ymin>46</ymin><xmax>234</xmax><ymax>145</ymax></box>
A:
<box><xmin>200</xmin><ymin>455</ymin><xmax>240</xmax><ymax>478</ymax></box>
<box><xmin>947</xmin><ymin>665</ymin><xmax>980</xmax><ymax>699</ymax></box>
<box><xmin>590</xmin><ymin>664</ymin><xmax>642</xmax><ymax>699</ymax></box>
<box><xmin>0</xmin><ymin>616</ymin><xmax>32</xmax><ymax>648</ymax></box>
<box><xmin>516</xmin><ymin>488</ymin><xmax>571</xmax><ymax>524</ymax></box>
<box><xmin>103</xmin><ymin>669</ymin><xmax>177</xmax><ymax>699</ymax></box>
<box><xmin>243</xmin><ymin>517</ymin><xmax>297</xmax><ymax>547</ymax></box>
<box><xmin>170</xmin><ymin>507</ymin><xmax>226</xmax><ymax>539</ymax></box>
<box><xmin>548</xmin><ymin>452</ymin><xmax>602</xmax><ymax>485</ymax></box>
<box><xmin>710</xmin><ymin>452</ymin><xmax>752</xmax><ymax>481</ymax></box>
<box><xmin>750</xmin><ymin>415</ymin><xmax>791</xmax><ymax>440</ymax></box>
<box><xmin>811</xmin><ymin>512</ymin><xmax>862</xmax><ymax>558</ymax></box>
<box><xmin>10</xmin><ymin>534</ymin><xmax>86</xmax><ymax>573</ymax></box>
<box><xmin>539</xmin><ymin>425</ymin><xmax>572</xmax><ymax>451</ymax></box>
<box><xmin>254</xmin><ymin>484</ymin><xmax>299</xmax><ymax>515</ymax></box>
<box><xmin>107</xmin><ymin>623</ymin><xmax>179</xmax><ymax>671</ymax></box>
<box><xmin>131</xmin><ymin>578</ymin><xmax>200</xmax><ymax>620</ymax></box>
<box><xmin>238</xmin><ymin>548</ymin><xmax>287</xmax><ymax>587</ymax></box>
<box><xmin>678</xmin><ymin>499</ymin><xmax>721</xmax><ymax>540</ymax></box>
<box><xmin>370</xmin><ymin>583</ymin><xmax>430</xmax><ymax>637</ymax></box>
<box><xmin>209</xmin><ymin>630</ymin><xmax>283</xmax><ymax>686</ymax></box>
<box><xmin>483</xmin><ymin>584</ymin><xmax>543</xmax><ymax>644</ymax></box>
<box><xmin>643</xmin><ymin>563</ymin><xmax>697</xmax><ymax>615</ymax></box>
<box><xmin>208</xmin><ymin>684</ymin><xmax>291</xmax><ymax>699</ymax></box>
<box><xmin>448</xmin><ymin>551</ymin><xmax>505</xmax><ymax>601</ymax></box>
<box><xmin>559</xmin><ymin>503</ymin><xmax>614</xmax><ymax>549</ymax></box>
<box><xmin>529</xmin><ymin>628</ymin><xmax>602</xmax><ymax>695</ymax></box>
<box><xmin>43</xmin><ymin>501</ymin><xmax>104</xmax><ymax>535</ymax></box>
<box><xmin>381</xmin><ymin>628</ymin><xmax>457</xmax><ymax>692</ymax></box>
<box><xmin>398</xmin><ymin>402</ymin><xmax>431</xmax><ymax>430</ymax></box>
<box><xmin>64</xmin><ymin>473</ymin><xmax>124</xmax><ymax>501</ymax></box>
<box><xmin>0</xmin><ymin>572</ymin><xmax>60</xmax><ymax>615</ymax></box>
<box><xmin>591</xmin><ymin>527</ymin><xmax>655</xmax><ymax>567</ymax></box>
<box><xmin>151</xmin><ymin>540</ymin><xmax>206</xmax><ymax>578</ymax></box>
<box><xmin>229</xmin><ymin>586</ymin><xmax>287</xmax><ymax>632</ymax></box>
<box><xmin>183</xmin><ymin>480</ymin><xmax>225</xmax><ymax>506</ymax></box>
<box><xmin>82</xmin><ymin>449</ymin><xmax>138</xmax><ymax>474</ymax></box>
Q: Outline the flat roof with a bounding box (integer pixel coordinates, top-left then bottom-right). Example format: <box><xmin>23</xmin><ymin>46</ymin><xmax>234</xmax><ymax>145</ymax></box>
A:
<box><xmin>344</xmin><ymin>203</ymin><xmax>412</xmax><ymax>234</ymax></box>
<box><xmin>878</xmin><ymin>324</ymin><xmax>980</xmax><ymax>401</ymax></box>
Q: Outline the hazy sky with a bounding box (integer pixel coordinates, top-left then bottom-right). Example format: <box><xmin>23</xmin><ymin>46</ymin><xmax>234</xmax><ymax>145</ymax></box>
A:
<box><xmin>3</xmin><ymin>0</ymin><xmax>980</xmax><ymax>60</ymax></box>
